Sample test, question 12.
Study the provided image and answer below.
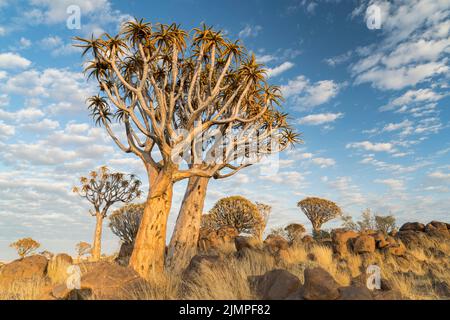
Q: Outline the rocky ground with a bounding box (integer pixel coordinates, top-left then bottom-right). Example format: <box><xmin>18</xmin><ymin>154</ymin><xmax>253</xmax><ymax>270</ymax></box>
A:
<box><xmin>0</xmin><ymin>220</ymin><xmax>449</xmax><ymax>300</ymax></box>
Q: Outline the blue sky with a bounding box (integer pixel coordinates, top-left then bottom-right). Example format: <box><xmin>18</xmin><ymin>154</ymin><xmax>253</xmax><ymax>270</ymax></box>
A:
<box><xmin>0</xmin><ymin>0</ymin><xmax>449</xmax><ymax>261</ymax></box>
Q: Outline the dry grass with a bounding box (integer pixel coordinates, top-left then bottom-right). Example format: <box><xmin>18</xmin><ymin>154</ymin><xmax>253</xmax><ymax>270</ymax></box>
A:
<box><xmin>1</xmin><ymin>236</ymin><xmax>449</xmax><ymax>300</ymax></box>
<box><xmin>0</xmin><ymin>277</ymin><xmax>48</xmax><ymax>300</ymax></box>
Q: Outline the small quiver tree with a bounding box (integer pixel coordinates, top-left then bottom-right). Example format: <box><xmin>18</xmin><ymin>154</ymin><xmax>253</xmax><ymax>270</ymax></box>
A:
<box><xmin>72</xmin><ymin>166</ymin><xmax>142</xmax><ymax>261</ymax></box>
<box><xmin>109</xmin><ymin>203</ymin><xmax>145</xmax><ymax>245</ymax></box>
<box><xmin>297</xmin><ymin>197</ymin><xmax>342</xmax><ymax>234</ymax></box>
<box><xmin>10</xmin><ymin>238</ymin><xmax>40</xmax><ymax>259</ymax></box>
<box><xmin>76</xmin><ymin>242</ymin><xmax>92</xmax><ymax>260</ymax></box>
<box><xmin>206</xmin><ymin>196</ymin><xmax>264</xmax><ymax>237</ymax></box>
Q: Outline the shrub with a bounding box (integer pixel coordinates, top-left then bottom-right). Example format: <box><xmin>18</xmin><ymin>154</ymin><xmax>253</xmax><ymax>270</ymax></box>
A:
<box><xmin>10</xmin><ymin>238</ymin><xmax>40</xmax><ymax>258</ymax></box>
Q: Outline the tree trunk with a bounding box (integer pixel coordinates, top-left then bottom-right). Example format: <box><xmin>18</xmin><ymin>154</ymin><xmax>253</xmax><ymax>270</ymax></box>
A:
<box><xmin>92</xmin><ymin>213</ymin><xmax>103</xmax><ymax>261</ymax></box>
<box><xmin>129</xmin><ymin>167</ymin><xmax>173</xmax><ymax>279</ymax></box>
<box><xmin>166</xmin><ymin>176</ymin><xmax>209</xmax><ymax>272</ymax></box>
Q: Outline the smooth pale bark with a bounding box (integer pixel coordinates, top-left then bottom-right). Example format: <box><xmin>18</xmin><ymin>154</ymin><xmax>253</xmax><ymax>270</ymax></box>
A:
<box><xmin>92</xmin><ymin>213</ymin><xmax>103</xmax><ymax>261</ymax></box>
<box><xmin>166</xmin><ymin>176</ymin><xmax>209</xmax><ymax>272</ymax></box>
<box><xmin>129</xmin><ymin>166</ymin><xmax>174</xmax><ymax>279</ymax></box>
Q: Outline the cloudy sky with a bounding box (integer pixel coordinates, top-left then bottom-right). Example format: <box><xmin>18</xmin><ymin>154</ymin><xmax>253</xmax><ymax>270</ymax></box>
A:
<box><xmin>0</xmin><ymin>0</ymin><xmax>449</xmax><ymax>261</ymax></box>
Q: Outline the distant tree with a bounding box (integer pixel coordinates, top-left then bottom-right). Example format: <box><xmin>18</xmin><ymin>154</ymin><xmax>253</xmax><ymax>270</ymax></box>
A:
<box><xmin>76</xmin><ymin>242</ymin><xmax>92</xmax><ymax>259</ymax></box>
<box><xmin>109</xmin><ymin>203</ymin><xmax>145</xmax><ymax>244</ymax></box>
<box><xmin>73</xmin><ymin>166</ymin><xmax>142</xmax><ymax>261</ymax></box>
<box><xmin>10</xmin><ymin>238</ymin><xmax>40</xmax><ymax>258</ymax></box>
<box><xmin>206</xmin><ymin>196</ymin><xmax>264</xmax><ymax>236</ymax></box>
<box><xmin>284</xmin><ymin>223</ymin><xmax>306</xmax><ymax>242</ymax></box>
<box><xmin>375</xmin><ymin>215</ymin><xmax>396</xmax><ymax>234</ymax></box>
<box><xmin>340</xmin><ymin>209</ymin><xmax>396</xmax><ymax>234</ymax></box>
<box><xmin>297</xmin><ymin>197</ymin><xmax>342</xmax><ymax>233</ymax></box>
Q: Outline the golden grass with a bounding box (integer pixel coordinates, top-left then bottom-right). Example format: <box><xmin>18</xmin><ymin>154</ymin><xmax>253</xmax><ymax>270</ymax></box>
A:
<box><xmin>1</xmin><ymin>237</ymin><xmax>449</xmax><ymax>300</ymax></box>
<box><xmin>0</xmin><ymin>277</ymin><xmax>48</xmax><ymax>300</ymax></box>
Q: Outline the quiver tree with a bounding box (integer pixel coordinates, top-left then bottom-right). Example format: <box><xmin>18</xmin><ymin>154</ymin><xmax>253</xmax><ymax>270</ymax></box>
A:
<box><xmin>72</xmin><ymin>166</ymin><xmax>142</xmax><ymax>261</ymax></box>
<box><xmin>205</xmin><ymin>196</ymin><xmax>265</xmax><ymax>236</ymax></box>
<box><xmin>76</xmin><ymin>242</ymin><xmax>92</xmax><ymax>259</ymax></box>
<box><xmin>297</xmin><ymin>197</ymin><xmax>342</xmax><ymax>233</ymax></box>
<box><xmin>284</xmin><ymin>223</ymin><xmax>306</xmax><ymax>243</ymax></box>
<box><xmin>109</xmin><ymin>203</ymin><xmax>144</xmax><ymax>244</ymax></box>
<box><xmin>10</xmin><ymin>238</ymin><xmax>40</xmax><ymax>258</ymax></box>
<box><xmin>76</xmin><ymin>20</ymin><xmax>299</xmax><ymax>277</ymax></box>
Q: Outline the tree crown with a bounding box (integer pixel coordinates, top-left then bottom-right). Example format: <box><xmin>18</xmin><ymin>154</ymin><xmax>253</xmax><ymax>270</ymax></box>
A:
<box><xmin>72</xmin><ymin>166</ymin><xmax>142</xmax><ymax>217</ymax></box>
<box><xmin>297</xmin><ymin>197</ymin><xmax>342</xmax><ymax>231</ymax></box>
<box><xmin>10</xmin><ymin>238</ymin><xmax>40</xmax><ymax>258</ymax></box>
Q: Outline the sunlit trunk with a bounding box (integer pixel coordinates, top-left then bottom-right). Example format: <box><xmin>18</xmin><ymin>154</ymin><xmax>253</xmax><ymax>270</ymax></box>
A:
<box><xmin>91</xmin><ymin>213</ymin><xmax>103</xmax><ymax>261</ymax></box>
<box><xmin>166</xmin><ymin>176</ymin><xmax>209</xmax><ymax>272</ymax></box>
<box><xmin>129</xmin><ymin>165</ymin><xmax>173</xmax><ymax>279</ymax></box>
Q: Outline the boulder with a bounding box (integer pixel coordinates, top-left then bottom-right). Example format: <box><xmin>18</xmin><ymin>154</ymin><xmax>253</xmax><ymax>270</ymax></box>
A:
<box><xmin>302</xmin><ymin>267</ymin><xmax>340</xmax><ymax>300</ymax></box>
<box><xmin>338</xmin><ymin>285</ymin><xmax>373</xmax><ymax>300</ymax></box>
<box><xmin>425</xmin><ymin>222</ymin><xmax>449</xmax><ymax>238</ymax></box>
<box><xmin>396</xmin><ymin>230</ymin><xmax>430</xmax><ymax>249</ymax></box>
<box><xmin>331</xmin><ymin>229</ymin><xmax>359</xmax><ymax>255</ymax></box>
<box><xmin>46</xmin><ymin>261</ymin><xmax>146</xmax><ymax>300</ymax></box>
<box><xmin>385</xmin><ymin>241</ymin><xmax>406</xmax><ymax>256</ymax></box>
<box><xmin>198</xmin><ymin>227</ymin><xmax>238</xmax><ymax>253</ymax></box>
<box><xmin>0</xmin><ymin>255</ymin><xmax>48</xmax><ymax>287</ymax></box>
<box><xmin>353</xmin><ymin>235</ymin><xmax>375</xmax><ymax>254</ymax></box>
<box><xmin>399</xmin><ymin>222</ymin><xmax>425</xmax><ymax>232</ymax></box>
<box><xmin>235</xmin><ymin>236</ymin><xmax>261</xmax><ymax>252</ymax></box>
<box><xmin>182</xmin><ymin>255</ymin><xmax>221</xmax><ymax>280</ymax></box>
<box><xmin>249</xmin><ymin>269</ymin><xmax>301</xmax><ymax>300</ymax></box>
<box><xmin>372</xmin><ymin>232</ymin><xmax>389</xmax><ymax>249</ymax></box>
<box><xmin>263</xmin><ymin>235</ymin><xmax>289</xmax><ymax>254</ymax></box>
<box><xmin>115</xmin><ymin>242</ymin><xmax>134</xmax><ymax>266</ymax></box>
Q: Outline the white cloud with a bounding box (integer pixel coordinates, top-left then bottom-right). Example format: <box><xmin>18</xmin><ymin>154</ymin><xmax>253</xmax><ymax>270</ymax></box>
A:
<box><xmin>238</xmin><ymin>24</ymin><xmax>262</xmax><ymax>38</ymax></box>
<box><xmin>0</xmin><ymin>121</ymin><xmax>14</xmax><ymax>137</ymax></box>
<box><xmin>351</xmin><ymin>0</ymin><xmax>450</xmax><ymax>91</ymax></box>
<box><xmin>346</xmin><ymin>141</ymin><xmax>395</xmax><ymax>153</ymax></box>
<box><xmin>380</xmin><ymin>88</ymin><xmax>445</xmax><ymax>112</ymax></box>
<box><xmin>311</xmin><ymin>157</ymin><xmax>336</xmax><ymax>168</ymax></box>
<box><xmin>266</xmin><ymin>62</ymin><xmax>294</xmax><ymax>78</ymax></box>
<box><xmin>0</xmin><ymin>52</ymin><xmax>31</xmax><ymax>69</ymax></box>
<box><xmin>428</xmin><ymin>171</ymin><xmax>450</xmax><ymax>182</ymax></box>
<box><xmin>298</xmin><ymin>112</ymin><xmax>343</xmax><ymax>125</ymax></box>
<box><xmin>382</xmin><ymin>120</ymin><xmax>413</xmax><ymax>132</ymax></box>
<box><xmin>375</xmin><ymin>178</ymin><xmax>405</xmax><ymax>191</ymax></box>
<box><xmin>354</xmin><ymin>61</ymin><xmax>448</xmax><ymax>90</ymax></box>
<box><xmin>281</xmin><ymin>75</ymin><xmax>340</xmax><ymax>109</ymax></box>
<box><xmin>256</xmin><ymin>54</ymin><xmax>276</xmax><ymax>64</ymax></box>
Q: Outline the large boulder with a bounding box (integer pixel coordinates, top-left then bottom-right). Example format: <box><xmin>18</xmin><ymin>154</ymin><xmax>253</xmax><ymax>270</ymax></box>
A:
<box><xmin>48</xmin><ymin>261</ymin><xmax>145</xmax><ymax>300</ymax></box>
<box><xmin>198</xmin><ymin>227</ymin><xmax>238</xmax><ymax>253</ymax></box>
<box><xmin>263</xmin><ymin>235</ymin><xmax>289</xmax><ymax>254</ymax></box>
<box><xmin>399</xmin><ymin>222</ymin><xmax>425</xmax><ymax>232</ymax></box>
<box><xmin>249</xmin><ymin>269</ymin><xmax>301</xmax><ymax>300</ymax></box>
<box><xmin>235</xmin><ymin>236</ymin><xmax>262</xmax><ymax>252</ymax></box>
<box><xmin>396</xmin><ymin>230</ymin><xmax>430</xmax><ymax>249</ymax></box>
<box><xmin>331</xmin><ymin>229</ymin><xmax>359</xmax><ymax>255</ymax></box>
<box><xmin>302</xmin><ymin>267</ymin><xmax>340</xmax><ymax>300</ymax></box>
<box><xmin>182</xmin><ymin>255</ymin><xmax>222</xmax><ymax>281</ymax></box>
<box><xmin>0</xmin><ymin>255</ymin><xmax>48</xmax><ymax>287</ymax></box>
<box><xmin>425</xmin><ymin>222</ymin><xmax>449</xmax><ymax>238</ymax></box>
<box><xmin>353</xmin><ymin>235</ymin><xmax>375</xmax><ymax>254</ymax></box>
<box><xmin>338</xmin><ymin>285</ymin><xmax>373</xmax><ymax>300</ymax></box>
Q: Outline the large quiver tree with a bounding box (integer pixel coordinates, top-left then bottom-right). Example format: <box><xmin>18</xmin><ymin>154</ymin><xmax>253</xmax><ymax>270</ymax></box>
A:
<box><xmin>76</xmin><ymin>20</ymin><xmax>298</xmax><ymax>278</ymax></box>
